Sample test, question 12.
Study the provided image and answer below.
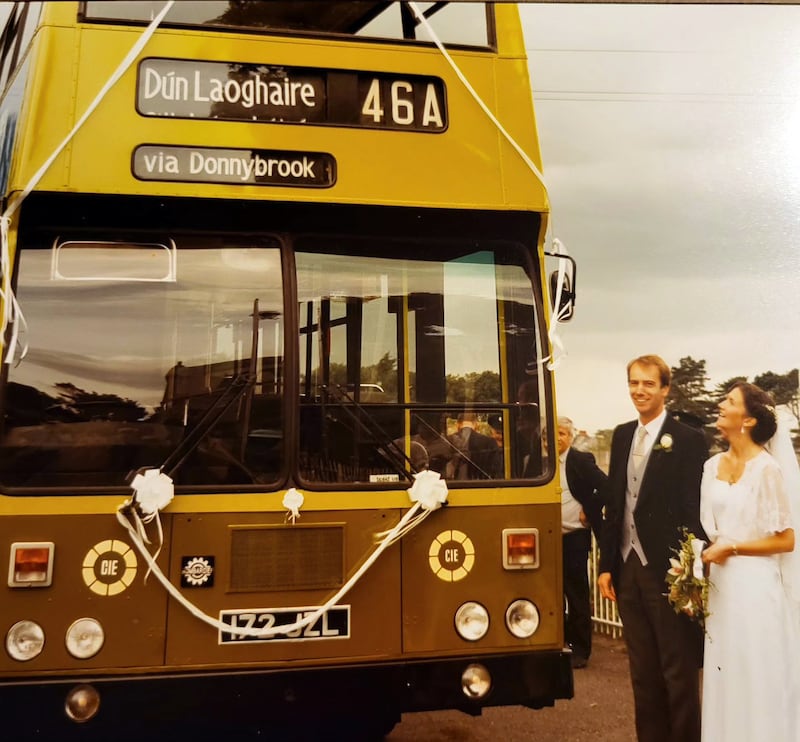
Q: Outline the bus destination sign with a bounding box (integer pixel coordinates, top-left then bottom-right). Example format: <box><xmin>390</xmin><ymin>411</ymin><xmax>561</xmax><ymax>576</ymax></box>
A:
<box><xmin>132</xmin><ymin>145</ymin><xmax>336</xmax><ymax>188</ymax></box>
<box><xmin>138</xmin><ymin>58</ymin><xmax>447</xmax><ymax>133</ymax></box>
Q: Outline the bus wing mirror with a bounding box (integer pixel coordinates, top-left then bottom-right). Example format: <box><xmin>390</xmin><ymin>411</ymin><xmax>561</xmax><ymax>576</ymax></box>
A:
<box><xmin>544</xmin><ymin>252</ymin><xmax>576</xmax><ymax>322</ymax></box>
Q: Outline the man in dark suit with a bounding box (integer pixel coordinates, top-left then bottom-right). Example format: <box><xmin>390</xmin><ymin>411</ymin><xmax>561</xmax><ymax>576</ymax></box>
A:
<box><xmin>558</xmin><ymin>416</ymin><xmax>607</xmax><ymax>669</ymax></box>
<box><xmin>598</xmin><ymin>354</ymin><xmax>707</xmax><ymax>742</ymax></box>
<box><xmin>447</xmin><ymin>412</ymin><xmax>501</xmax><ymax>479</ymax></box>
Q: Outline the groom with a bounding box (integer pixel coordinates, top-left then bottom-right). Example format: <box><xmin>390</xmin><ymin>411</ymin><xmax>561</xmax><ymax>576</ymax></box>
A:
<box><xmin>598</xmin><ymin>354</ymin><xmax>708</xmax><ymax>742</ymax></box>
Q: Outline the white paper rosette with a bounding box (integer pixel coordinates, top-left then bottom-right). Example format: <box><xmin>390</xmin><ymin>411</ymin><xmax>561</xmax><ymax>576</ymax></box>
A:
<box><xmin>130</xmin><ymin>468</ymin><xmax>174</xmax><ymax>518</ymax></box>
<box><xmin>407</xmin><ymin>470</ymin><xmax>448</xmax><ymax>511</ymax></box>
<box><xmin>282</xmin><ymin>487</ymin><xmax>304</xmax><ymax>523</ymax></box>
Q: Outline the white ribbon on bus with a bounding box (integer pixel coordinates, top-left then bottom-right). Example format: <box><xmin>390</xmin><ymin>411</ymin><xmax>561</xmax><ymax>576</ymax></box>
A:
<box><xmin>0</xmin><ymin>3</ymin><xmax>570</xmax><ymax>368</ymax></box>
<box><xmin>0</xmin><ymin>1</ymin><xmax>561</xmax><ymax>635</ymax></box>
<box><xmin>407</xmin><ymin>1</ymin><xmax>570</xmax><ymax>369</ymax></box>
<box><xmin>118</xmin><ymin>471</ymin><xmax>447</xmax><ymax>639</ymax></box>
<box><xmin>0</xmin><ymin>0</ymin><xmax>176</xmax><ymax>365</ymax></box>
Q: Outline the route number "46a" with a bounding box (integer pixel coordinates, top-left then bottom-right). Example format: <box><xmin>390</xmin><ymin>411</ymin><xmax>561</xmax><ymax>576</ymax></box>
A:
<box><xmin>360</xmin><ymin>79</ymin><xmax>445</xmax><ymax>130</ymax></box>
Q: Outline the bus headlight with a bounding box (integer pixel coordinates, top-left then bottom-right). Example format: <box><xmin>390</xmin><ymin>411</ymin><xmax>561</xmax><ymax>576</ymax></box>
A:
<box><xmin>65</xmin><ymin>684</ymin><xmax>100</xmax><ymax>722</ymax></box>
<box><xmin>66</xmin><ymin>618</ymin><xmax>104</xmax><ymax>659</ymax></box>
<box><xmin>5</xmin><ymin>620</ymin><xmax>45</xmax><ymax>661</ymax></box>
<box><xmin>505</xmin><ymin>599</ymin><xmax>540</xmax><ymax>638</ymax></box>
<box><xmin>454</xmin><ymin>602</ymin><xmax>489</xmax><ymax>641</ymax></box>
<box><xmin>461</xmin><ymin>663</ymin><xmax>492</xmax><ymax>699</ymax></box>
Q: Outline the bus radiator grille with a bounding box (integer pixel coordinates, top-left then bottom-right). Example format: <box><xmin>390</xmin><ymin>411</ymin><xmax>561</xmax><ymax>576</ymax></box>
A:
<box><xmin>229</xmin><ymin>525</ymin><xmax>344</xmax><ymax>591</ymax></box>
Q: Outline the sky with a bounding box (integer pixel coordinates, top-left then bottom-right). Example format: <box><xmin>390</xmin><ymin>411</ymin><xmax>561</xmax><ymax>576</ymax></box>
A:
<box><xmin>519</xmin><ymin>3</ymin><xmax>800</xmax><ymax>434</ymax></box>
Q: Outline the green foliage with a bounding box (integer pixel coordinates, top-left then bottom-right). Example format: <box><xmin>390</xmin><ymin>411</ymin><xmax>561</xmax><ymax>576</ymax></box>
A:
<box><xmin>360</xmin><ymin>352</ymin><xmax>399</xmax><ymax>396</ymax></box>
<box><xmin>754</xmin><ymin>369</ymin><xmax>799</xmax><ymax>422</ymax></box>
<box><xmin>713</xmin><ymin>376</ymin><xmax>748</xmax><ymax>400</ymax></box>
<box><xmin>326</xmin><ymin>352</ymin><xmax>399</xmax><ymax>396</ymax></box>
<box><xmin>665</xmin><ymin>527</ymin><xmax>711</xmax><ymax>630</ymax></box>
<box><xmin>592</xmin><ymin>428</ymin><xmax>614</xmax><ymax>452</ymax></box>
<box><xmin>445</xmin><ymin>371</ymin><xmax>501</xmax><ymax>403</ymax></box>
<box><xmin>667</xmin><ymin>356</ymin><xmax>716</xmax><ymax>427</ymax></box>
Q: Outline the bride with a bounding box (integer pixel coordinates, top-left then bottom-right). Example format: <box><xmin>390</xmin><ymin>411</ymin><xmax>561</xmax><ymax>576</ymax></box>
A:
<box><xmin>700</xmin><ymin>382</ymin><xmax>800</xmax><ymax>741</ymax></box>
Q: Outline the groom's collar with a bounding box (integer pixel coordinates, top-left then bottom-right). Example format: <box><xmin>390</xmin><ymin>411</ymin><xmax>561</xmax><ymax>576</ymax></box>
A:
<box><xmin>638</xmin><ymin>408</ymin><xmax>667</xmax><ymax>438</ymax></box>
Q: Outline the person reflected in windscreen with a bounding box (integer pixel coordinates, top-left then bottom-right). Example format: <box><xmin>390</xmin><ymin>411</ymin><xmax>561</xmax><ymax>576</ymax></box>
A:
<box><xmin>446</xmin><ymin>412</ymin><xmax>500</xmax><ymax>480</ymax></box>
<box><xmin>557</xmin><ymin>415</ymin><xmax>607</xmax><ymax>669</ymax></box>
<box><xmin>415</xmin><ymin>417</ymin><xmax>454</xmax><ymax>475</ymax></box>
<box><xmin>385</xmin><ymin>415</ymin><xmax>453</xmax><ymax>476</ymax></box>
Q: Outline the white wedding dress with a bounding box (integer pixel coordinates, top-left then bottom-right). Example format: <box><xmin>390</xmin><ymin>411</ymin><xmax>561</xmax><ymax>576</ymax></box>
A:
<box><xmin>700</xmin><ymin>451</ymin><xmax>800</xmax><ymax>742</ymax></box>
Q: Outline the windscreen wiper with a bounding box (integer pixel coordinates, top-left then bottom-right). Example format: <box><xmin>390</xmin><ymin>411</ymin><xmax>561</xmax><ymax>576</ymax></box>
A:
<box><xmin>322</xmin><ymin>384</ymin><xmax>417</xmax><ymax>482</ymax></box>
<box><xmin>156</xmin><ymin>372</ymin><xmax>255</xmax><ymax>479</ymax></box>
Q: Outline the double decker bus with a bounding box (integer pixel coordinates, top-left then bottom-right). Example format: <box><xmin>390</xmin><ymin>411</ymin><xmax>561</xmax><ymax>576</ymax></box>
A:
<box><xmin>0</xmin><ymin>2</ymin><xmax>575</xmax><ymax>738</ymax></box>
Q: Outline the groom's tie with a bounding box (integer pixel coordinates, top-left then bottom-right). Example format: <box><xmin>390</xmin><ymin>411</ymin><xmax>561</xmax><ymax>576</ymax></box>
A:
<box><xmin>632</xmin><ymin>427</ymin><xmax>648</xmax><ymax>473</ymax></box>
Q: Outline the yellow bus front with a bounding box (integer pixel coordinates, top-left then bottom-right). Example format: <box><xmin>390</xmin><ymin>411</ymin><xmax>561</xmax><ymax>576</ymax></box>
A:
<box><xmin>0</xmin><ymin>3</ymin><xmax>570</xmax><ymax>736</ymax></box>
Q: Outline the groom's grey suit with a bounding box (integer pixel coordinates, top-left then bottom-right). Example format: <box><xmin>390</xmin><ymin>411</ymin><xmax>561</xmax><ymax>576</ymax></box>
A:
<box><xmin>599</xmin><ymin>413</ymin><xmax>708</xmax><ymax>742</ymax></box>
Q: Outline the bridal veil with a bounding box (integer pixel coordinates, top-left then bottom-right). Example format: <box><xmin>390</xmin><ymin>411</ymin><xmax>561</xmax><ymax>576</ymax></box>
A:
<box><xmin>765</xmin><ymin>414</ymin><xmax>800</xmax><ymax>613</ymax></box>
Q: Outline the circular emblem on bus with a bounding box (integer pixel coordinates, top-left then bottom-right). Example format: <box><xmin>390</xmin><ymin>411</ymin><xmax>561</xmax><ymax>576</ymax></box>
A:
<box><xmin>428</xmin><ymin>530</ymin><xmax>475</xmax><ymax>582</ymax></box>
<box><xmin>82</xmin><ymin>540</ymin><xmax>137</xmax><ymax>596</ymax></box>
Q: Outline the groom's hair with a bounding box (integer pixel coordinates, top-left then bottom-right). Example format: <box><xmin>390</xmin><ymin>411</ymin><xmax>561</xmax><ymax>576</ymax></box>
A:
<box><xmin>731</xmin><ymin>382</ymin><xmax>778</xmax><ymax>445</ymax></box>
<box><xmin>626</xmin><ymin>354</ymin><xmax>671</xmax><ymax>388</ymax></box>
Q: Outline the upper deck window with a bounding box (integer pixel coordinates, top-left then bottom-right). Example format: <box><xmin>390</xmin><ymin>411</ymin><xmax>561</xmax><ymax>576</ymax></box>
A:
<box><xmin>0</xmin><ymin>3</ymin><xmax>43</xmax><ymax>95</ymax></box>
<box><xmin>81</xmin><ymin>1</ymin><xmax>493</xmax><ymax>50</ymax></box>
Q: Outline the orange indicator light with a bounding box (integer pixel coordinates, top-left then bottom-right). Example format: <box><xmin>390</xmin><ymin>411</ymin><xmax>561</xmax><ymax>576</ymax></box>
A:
<box><xmin>9</xmin><ymin>542</ymin><xmax>55</xmax><ymax>587</ymax></box>
<box><xmin>502</xmin><ymin>529</ymin><xmax>540</xmax><ymax>570</ymax></box>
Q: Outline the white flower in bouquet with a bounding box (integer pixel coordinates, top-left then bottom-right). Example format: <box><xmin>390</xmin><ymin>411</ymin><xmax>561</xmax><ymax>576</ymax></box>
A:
<box><xmin>665</xmin><ymin>527</ymin><xmax>711</xmax><ymax>630</ymax></box>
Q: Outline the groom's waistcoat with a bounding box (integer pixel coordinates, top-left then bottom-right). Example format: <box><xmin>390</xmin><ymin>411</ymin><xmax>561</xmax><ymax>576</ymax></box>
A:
<box><xmin>599</xmin><ymin>416</ymin><xmax>708</xmax><ymax>580</ymax></box>
<box><xmin>621</xmin><ymin>429</ymin><xmax>653</xmax><ymax>565</ymax></box>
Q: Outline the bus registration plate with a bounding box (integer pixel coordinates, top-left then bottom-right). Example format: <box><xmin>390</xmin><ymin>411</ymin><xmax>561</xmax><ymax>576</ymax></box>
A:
<box><xmin>219</xmin><ymin>605</ymin><xmax>350</xmax><ymax>644</ymax></box>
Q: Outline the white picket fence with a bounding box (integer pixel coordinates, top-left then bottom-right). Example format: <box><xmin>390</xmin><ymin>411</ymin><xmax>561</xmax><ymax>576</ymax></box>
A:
<box><xmin>589</xmin><ymin>534</ymin><xmax>624</xmax><ymax>638</ymax></box>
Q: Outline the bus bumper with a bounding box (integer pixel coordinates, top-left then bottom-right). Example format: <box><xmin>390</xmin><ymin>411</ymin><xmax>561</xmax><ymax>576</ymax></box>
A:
<box><xmin>1</xmin><ymin>650</ymin><xmax>573</xmax><ymax>736</ymax></box>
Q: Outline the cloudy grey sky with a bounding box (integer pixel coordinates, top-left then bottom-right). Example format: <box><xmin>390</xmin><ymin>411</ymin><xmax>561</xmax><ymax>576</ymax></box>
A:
<box><xmin>519</xmin><ymin>3</ymin><xmax>800</xmax><ymax>433</ymax></box>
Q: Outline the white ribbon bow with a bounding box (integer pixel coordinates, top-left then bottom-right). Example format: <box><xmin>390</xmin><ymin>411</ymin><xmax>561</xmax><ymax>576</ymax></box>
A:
<box><xmin>407</xmin><ymin>470</ymin><xmax>449</xmax><ymax>511</ymax></box>
<box><xmin>130</xmin><ymin>468</ymin><xmax>174</xmax><ymax>521</ymax></box>
<box><xmin>282</xmin><ymin>488</ymin><xmax>304</xmax><ymax>523</ymax></box>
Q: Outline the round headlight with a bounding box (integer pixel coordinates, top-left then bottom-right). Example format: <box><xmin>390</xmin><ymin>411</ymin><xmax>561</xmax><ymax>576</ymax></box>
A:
<box><xmin>6</xmin><ymin>620</ymin><xmax>45</xmax><ymax>661</ymax></box>
<box><xmin>461</xmin><ymin>663</ymin><xmax>492</xmax><ymax>699</ymax></box>
<box><xmin>66</xmin><ymin>618</ymin><xmax>105</xmax><ymax>659</ymax></box>
<box><xmin>454</xmin><ymin>601</ymin><xmax>489</xmax><ymax>641</ymax></box>
<box><xmin>505</xmin><ymin>599</ymin><xmax>540</xmax><ymax>638</ymax></box>
<box><xmin>65</xmin><ymin>684</ymin><xmax>101</xmax><ymax>723</ymax></box>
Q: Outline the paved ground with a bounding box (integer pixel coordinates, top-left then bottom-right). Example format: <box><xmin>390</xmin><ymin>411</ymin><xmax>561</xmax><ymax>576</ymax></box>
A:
<box><xmin>388</xmin><ymin>633</ymin><xmax>636</xmax><ymax>741</ymax></box>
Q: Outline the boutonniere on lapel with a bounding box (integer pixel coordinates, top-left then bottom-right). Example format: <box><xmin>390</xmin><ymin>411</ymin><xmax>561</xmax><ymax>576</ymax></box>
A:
<box><xmin>653</xmin><ymin>433</ymin><xmax>673</xmax><ymax>453</ymax></box>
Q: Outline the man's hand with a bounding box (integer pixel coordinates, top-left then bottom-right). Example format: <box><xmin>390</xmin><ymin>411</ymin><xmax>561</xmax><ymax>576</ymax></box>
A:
<box><xmin>598</xmin><ymin>571</ymin><xmax>616</xmax><ymax>602</ymax></box>
<box><xmin>579</xmin><ymin>508</ymin><xmax>588</xmax><ymax>527</ymax></box>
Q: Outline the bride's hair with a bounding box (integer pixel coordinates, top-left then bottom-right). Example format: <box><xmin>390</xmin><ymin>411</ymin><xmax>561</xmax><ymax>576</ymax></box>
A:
<box><xmin>730</xmin><ymin>382</ymin><xmax>778</xmax><ymax>444</ymax></box>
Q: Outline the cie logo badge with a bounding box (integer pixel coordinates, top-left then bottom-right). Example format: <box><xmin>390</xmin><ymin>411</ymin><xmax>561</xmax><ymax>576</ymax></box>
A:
<box><xmin>82</xmin><ymin>540</ymin><xmax>138</xmax><ymax>596</ymax></box>
<box><xmin>429</xmin><ymin>530</ymin><xmax>475</xmax><ymax>582</ymax></box>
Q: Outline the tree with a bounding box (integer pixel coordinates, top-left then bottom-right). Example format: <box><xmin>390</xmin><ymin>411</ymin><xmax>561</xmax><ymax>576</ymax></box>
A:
<box><xmin>753</xmin><ymin>369</ymin><xmax>799</xmax><ymax>423</ymax></box>
<box><xmin>667</xmin><ymin>356</ymin><xmax>715</xmax><ymax>427</ymax></box>
<box><xmin>53</xmin><ymin>383</ymin><xmax>147</xmax><ymax>422</ymax></box>
<box><xmin>713</xmin><ymin>376</ymin><xmax>748</xmax><ymax>401</ymax></box>
<box><xmin>361</xmin><ymin>352</ymin><xmax>398</xmax><ymax>397</ymax></box>
<box><xmin>592</xmin><ymin>428</ymin><xmax>613</xmax><ymax>451</ymax></box>
<box><xmin>445</xmin><ymin>371</ymin><xmax>501</xmax><ymax>403</ymax></box>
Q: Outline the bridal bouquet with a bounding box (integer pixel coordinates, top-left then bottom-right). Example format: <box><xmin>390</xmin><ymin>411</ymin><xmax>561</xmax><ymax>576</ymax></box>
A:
<box><xmin>665</xmin><ymin>527</ymin><xmax>711</xmax><ymax>628</ymax></box>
